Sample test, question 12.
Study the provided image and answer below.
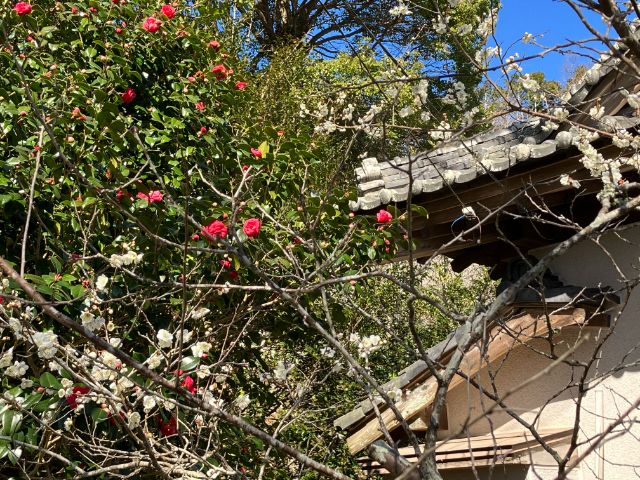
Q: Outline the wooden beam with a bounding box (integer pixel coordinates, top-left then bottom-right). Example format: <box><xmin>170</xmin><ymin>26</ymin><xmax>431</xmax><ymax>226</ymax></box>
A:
<box><xmin>345</xmin><ymin>308</ymin><xmax>587</xmax><ymax>454</ymax></box>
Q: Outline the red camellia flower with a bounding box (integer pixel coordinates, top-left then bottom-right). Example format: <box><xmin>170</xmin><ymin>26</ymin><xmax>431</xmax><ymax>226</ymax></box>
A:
<box><xmin>201</xmin><ymin>220</ymin><xmax>227</xmax><ymax>240</ymax></box>
<box><xmin>191</xmin><ymin>233</ymin><xmax>200</xmax><ymax>241</ymax></box>
<box><xmin>142</xmin><ymin>16</ymin><xmax>162</xmax><ymax>33</ymax></box>
<box><xmin>121</xmin><ymin>88</ymin><xmax>136</xmax><ymax>104</ymax></box>
<box><xmin>211</xmin><ymin>64</ymin><xmax>227</xmax><ymax>80</ymax></box>
<box><xmin>116</xmin><ymin>189</ymin><xmax>132</xmax><ymax>201</ymax></box>
<box><xmin>71</xmin><ymin>6</ymin><xmax>78</xmax><ymax>13</ymax></box>
<box><xmin>161</xmin><ymin>4</ymin><xmax>175</xmax><ymax>18</ymax></box>
<box><xmin>181</xmin><ymin>375</ymin><xmax>196</xmax><ymax>394</ymax></box>
<box><xmin>243</xmin><ymin>218</ymin><xmax>261</xmax><ymax>238</ymax></box>
<box><xmin>234</xmin><ymin>81</ymin><xmax>247</xmax><ymax>90</ymax></box>
<box><xmin>208</xmin><ymin>40</ymin><xmax>220</xmax><ymax>49</ymax></box>
<box><xmin>220</xmin><ymin>259</ymin><xmax>231</xmax><ymax>269</ymax></box>
<box><xmin>195</xmin><ymin>101</ymin><xmax>205</xmax><ymax>111</ymax></box>
<box><xmin>115</xmin><ymin>27</ymin><xmax>123</xmax><ymax>34</ymax></box>
<box><xmin>199</xmin><ymin>126</ymin><xmax>207</xmax><ymax>135</ymax></box>
<box><xmin>14</xmin><ymin>2</ymin><xmax>32</xmax><ymax>15</ymax></box>
<box><xmin>66</xmin><ymin>386</ymin><xmax>91</xmax><ymax>410</ymax></box>
<box><xmin>158</xmin><ymin>416</ymin><xmax>178</xmax><ymax>436</ymax></box>
<box><xmin>229</xmin><ymin>271</ymin><xmax>238</xmax><ymax>280</ymax></box>
<box><xmin>376</xmin><ymin>209</ymin><xmax>393</xmax><ymax>224</ymax></box>
<box><xmin>250</xmin><ymin>148</ymin><xmax>262</xmax><ymax>158</ymax></box>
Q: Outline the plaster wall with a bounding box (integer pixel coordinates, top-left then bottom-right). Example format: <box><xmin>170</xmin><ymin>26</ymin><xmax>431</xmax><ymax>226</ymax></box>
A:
<box><xmin>442</xmin><ymin>224</ymin><xmax>640</xmax><ymax>480</ymax></box>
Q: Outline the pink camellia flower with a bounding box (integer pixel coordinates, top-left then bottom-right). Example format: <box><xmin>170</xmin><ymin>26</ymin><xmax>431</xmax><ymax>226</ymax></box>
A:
<box><xmin>148</xmin><ymin>190</ymin><xmax>163</xmax><ymax>203</ymax></box>
<box><xmin>211</xmin><ymin>64</ymin><xmax>227</xmax><ymax>80</ymax></box>
<box><xmin>243</xmin><ymin>218</ymin><xmax>261</xmax><ymax>238</ymax></box>
<box><xmin>195</xmin><ymin>101</ymin><xmax>205</xmax><ymax>111</ymax></box>
<box><xmin>201</xmin><ymin>220</ymin><xmax>227</xmax><ymax>240</ymax></box>
<box><xmin>121</xmin><ymin>88</ymin><xmax>136</xmax><ymax>104</ymax></box>
<box><xmin>14</xmin><ymin>2</ymin><xmax>32</xmax><ymax>15</ymax></box>
<box><xmin>250</xmin><ymin>148</ymin><xmax>262</xmax><ymax>158</ymax></box>
<box><xmin>220</xmin><ymin>259</ymin><xmax>231</xmax><ymax>269</ymax></box>
<box><xmin>142</xmin><ymin>16</ymin><xmax>162</xmax><ymax>32</ymax></box>
<box><xmin>191</xmin><ymin>233</ymin><xmax>200</xmax><ymax>241</ymax></box>
<box><xmin>136</xmin><ymin>190</ymin><xmax>163</xmax><ymax>203</ymax></box>
<box><xmin>208</xmin><ymin>40</ymin><xmax>220</xmax><ymax>49</ymax></box>
<box><xmin>234</xmin><ymin>81</ymin><xmax>247</xmax><ymax>90</ymax></box>
<box><xmin>199</xmin><ymin>126</ymin><xmax>207</xmax><ymax>135</ymax></box>
<box><xmin>161</xmin><ymin>4</ymin><xmax>175</xmax><ymax>18</ymax></box>
<box><xmin>376</xmin><ymin>209</ymin><xmax>393</xmax><ymax>224</ymax></box>
<box><xmin>277</xmin><ymin>130</ymin><xmax>285</xmax><ymax>136</ymax></box>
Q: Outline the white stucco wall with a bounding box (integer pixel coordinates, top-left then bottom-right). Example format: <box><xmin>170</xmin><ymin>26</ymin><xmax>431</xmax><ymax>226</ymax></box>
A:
<box><xmin>443</xmin><ymin>223</ymin><xmax>640</xmax><ymax>480</ymax></box>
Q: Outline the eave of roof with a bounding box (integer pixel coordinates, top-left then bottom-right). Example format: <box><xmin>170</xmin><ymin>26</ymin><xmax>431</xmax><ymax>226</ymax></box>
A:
<box><xmin>350</xmin><ymin>51</ymin><xmax>634</xmax><ymax>212</ymax></box>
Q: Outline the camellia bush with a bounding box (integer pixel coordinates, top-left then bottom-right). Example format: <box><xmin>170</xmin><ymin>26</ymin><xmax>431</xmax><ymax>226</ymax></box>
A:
<box><xmin>0</xmin><ymin>0</ymin><xmax>412</xmax><ymax>477</ymax></box>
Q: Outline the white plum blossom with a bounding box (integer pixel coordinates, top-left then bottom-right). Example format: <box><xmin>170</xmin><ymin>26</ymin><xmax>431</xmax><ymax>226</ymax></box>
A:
<box><xmin>109</xmin><ymin>250</ymin><xmax>143</xmax><ymax>268</ymax></box>
<box><xmin>589</xmin><ymin>105</ymin><xmax>605</xmax><ymax>119</ymax></box>
<box><xmin>20</xmin><ymin>379</ymin><xmax>33</xmax><ymax>389</ymax></box>
<box><xmin>522</xmin><ymin>32</ymin><xmax>534</xmax><ymax>43</ymax></box>
<box><xmin>146</xmin><ymin>351</ymin><xmax>163</xmax><ymax>369</ymax></box>
<box><xmin>32</xmin><ymin>331</ymin><xmax>58</xmax><ymax>359</ymax></box>
<box><xmin>433</xmin><ymin>16</ymin><xmax>449</xmax><ymax>34</ymax></box>
<box><xmin>64</xmin><ymin>417</ymin><xmax>73</xmax><ymax>431</ymax></box>
<box><xmin>389</xmin><ymin>1</ymin><xmax>411</xmax><ymax>17</ymax></box>
<box><xmin>357</xmin><ymin>335</ymin><xmax>384</xmax><ymax>358</ymax></box>
<box><xmin>143</xmin><ymin>395</ymin><xmax>156</xmax><ymax>413</ymax></box>
<box><xmin>320</xmin><ymin>346</ymin><xmax>336</xmax><ymax>358</ymax></box>
<box><xmin>191</xmin><ymin>341</ymin><xmax>211</xmax><ymax>358</ymax></box>
<box><xmin>429</xmin><ymin>120</ymin><xmax>452</xmax><ymax>141</ymax></box>
<box><xmin>542</xmin><ymin>121</ymin><xmax>559</xmax><ymax>133</ymax></box>
<box><xmin>399</xmin><ymin>106</ymin><xmax>414</xmax><ymax>118</ymax></box>
<box><xmin>127</xmin><ymin>411</ymin><xmax>141</xmax><ymax>429</ymax></box>
<box><xmin>0</xmin><ymin>348</ymin><xmax>13</xmax><ymax>368</ymax></box>
<box><xmin>342</xmin><ymin>104</ymin><xmax>355</xmax><ymax>121</ymax></box>
<box><xmin>190</xmin><ymin>307</ymin><xmax>210</xmax><ymax>320</ymax></box>
<box><xmin>360</xmin><ymin>104</ymin><xmax>383</xmax><ymax>124</ymax></box>
<box><xmin>521</xmin><ymin>74</ymin><xmax>540</xmax><ymax>92</ymax></box>
<box><xmin>9</xmin><ymin>317</ymin><xmax>23</xmax><ymax>339</ymax></box>
<box><xmin>613</xmin><ymin>131</ymin><xmax>633</xmax><ymax>148</ymax></box>
<box><xmin>622</xmin><ymin>89</ymin><xmax>640</xmax><ymax>109</ymax></box>
<box><xmin>80</xmin><ymin>310</ymin><xmax>105</xmax><ymax>332</ymax></box>
<box><xmin>157</xmin><ymin>329</ymin><xmax>173</xmax><ymax>349</ymax></box>
<box><xmin>5</xmin><ymin>361</ymin><xmax>28</xmax><ymax>378</ymax></box>
<box><xmin>235</xmin><ymin>394</ymin><xmax>251</xmax><ymax>411</ymax></box>
<box><xmin>551</xmin><ymin>107</ymin><xmax>570</xmax><ymax>122</ymax></box>
<box><xmin>95</xmin><ymin>274</ymin><xmax>109</xmax><ymax>291</ymax></box>
<box><xmin>273</xmin><ymin>360</ymin><xmax>292</xmax><ymax>381</ymax></box>
<box><xmin>560</xmin><ymin>174</ymin><xmax>581</xmax><ymax>189</ymax></box>
<box><xmin>458</xmin><ymin>23</ymin><xmax>473</xmax><ymax>36</ymax></box>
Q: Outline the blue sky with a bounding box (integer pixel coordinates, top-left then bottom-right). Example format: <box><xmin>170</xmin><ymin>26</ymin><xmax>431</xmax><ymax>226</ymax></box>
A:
<box><xmin>493</xmin><ymin>0</ymin><xmax>607</xmax><ymax>83</ymax></box>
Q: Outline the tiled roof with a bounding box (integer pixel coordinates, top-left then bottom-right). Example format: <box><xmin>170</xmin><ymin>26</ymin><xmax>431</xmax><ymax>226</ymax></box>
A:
<box><xmin>350</xmin><ymin>52</ymin><xmax>628</xmax><ymax>212</ymax></box>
